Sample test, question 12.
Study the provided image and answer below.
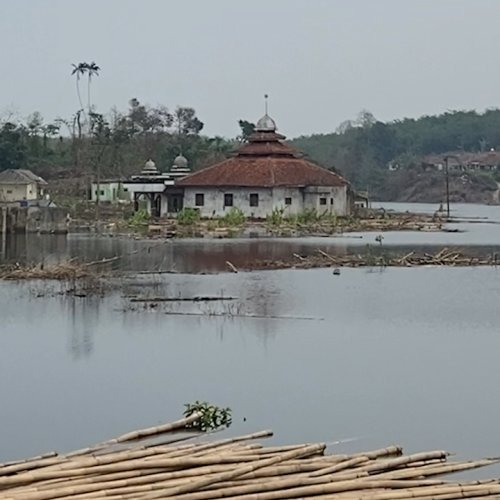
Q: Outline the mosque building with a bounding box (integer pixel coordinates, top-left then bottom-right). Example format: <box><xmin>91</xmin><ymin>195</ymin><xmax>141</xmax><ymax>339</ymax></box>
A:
<box><xmin>177</xmin><ymin>112</ymin><xmax>352</xmax><ymax>217</ymax></box>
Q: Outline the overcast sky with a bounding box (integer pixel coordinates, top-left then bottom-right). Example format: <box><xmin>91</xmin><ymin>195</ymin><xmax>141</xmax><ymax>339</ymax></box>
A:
<box><xmin>1</xmin><ymin>0</ymin><xmax>500</xmax><ymax>138</ymax></box>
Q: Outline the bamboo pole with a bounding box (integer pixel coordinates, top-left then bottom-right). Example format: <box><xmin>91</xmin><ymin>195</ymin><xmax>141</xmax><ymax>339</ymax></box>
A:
<box><xmin>145</xmin><ymin>443</ymin><xmax>326</xmax><ymax>499</ymax></box>
<box><xmin>310</xmin><ymin>456</ymin><xmax>370</xmax><ymax>477</ymax></box>
<box><xmin>1</xmin><ymin>420</ymin><xmax>500</xmax><ymax>500</ymax></box>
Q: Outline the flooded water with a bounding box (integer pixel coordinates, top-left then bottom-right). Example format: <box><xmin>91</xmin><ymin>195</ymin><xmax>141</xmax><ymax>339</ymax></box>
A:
<box><xmin>2</xmin><ymin>203</ymin><xmax>500</xmax><ymax>475</ymax></box>
<box><xmin>3</xmin><ymin>202</ymin><xmax>500</xmax><ymax>273</ymax></box>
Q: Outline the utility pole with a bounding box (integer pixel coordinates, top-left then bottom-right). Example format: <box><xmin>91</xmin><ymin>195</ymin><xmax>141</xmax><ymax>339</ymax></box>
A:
<box><xmin>1</xmin><ymin>206</ymin><xmax>7</xmax><ymax>257</ymax></box>
<box><xmin>444</xmin><ymin>156</ymin><xmax>450</xmax><ymax>218</ymax></box>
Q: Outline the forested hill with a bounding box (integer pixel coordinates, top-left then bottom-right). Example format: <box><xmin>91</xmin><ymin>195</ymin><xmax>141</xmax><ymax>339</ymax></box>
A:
<box><xmin>290</xmin><ymin>109</ymin><xmax>500</xmax><ymax>201</ymax></box>
<box><xmin>3</xmin><ymin>103</ymin><xmax>500</xmax><ymax>203</ymax></box>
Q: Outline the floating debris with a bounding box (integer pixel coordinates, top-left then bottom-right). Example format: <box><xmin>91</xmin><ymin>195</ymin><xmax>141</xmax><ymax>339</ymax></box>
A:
<box><xmin>243</xmin><ymin>247</ymin><xmax>498</xmax><ymax>271</ymax></box>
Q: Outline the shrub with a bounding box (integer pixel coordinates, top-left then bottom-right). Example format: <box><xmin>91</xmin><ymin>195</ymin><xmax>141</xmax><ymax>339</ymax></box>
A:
<box><xmin>221</xmin><ymin>207</ymin><xmax>245</xmax><ymax>226</ymax></box>
<box><xmin>127</xmin><ymin>209</ymin><xmax>150</xmax><ymax>227</ymax></box>
<box><xmin>183</xmin><ymin>401</ymin><xmax>232</xmax><ymax>431</ymax></box>
<box><xmin>266</xmin><ymin>207</ymin><xmax>285</xmax><ymax>226</ymax></box>
<box><xmin>177</xmin><ymin>207</ymin><xmax>201</xmax><ymax>225</ymax></box>
<box><xmin>296</xmin><ymin>208</ymin><xmax>321</xmax><ymax>224</ymax></box>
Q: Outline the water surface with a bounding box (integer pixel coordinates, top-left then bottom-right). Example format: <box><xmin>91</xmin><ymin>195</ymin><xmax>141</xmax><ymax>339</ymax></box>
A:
<box><xmin>2</xmin><ymin>202</ymin><xmax>500</xmax><ymax>476</ymax></box>
<box><xmin>2</xmin><ymin>266</ymin><xmax>500</xmax><ymax>475</ymax></box>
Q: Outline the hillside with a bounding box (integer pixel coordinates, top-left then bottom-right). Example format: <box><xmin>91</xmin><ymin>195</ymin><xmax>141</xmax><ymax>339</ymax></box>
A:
<box><xmin>3</xmin><ymin>105</ymin><xmax>500</xmax><ymax>204</ymax></box>
<box><xmin>290</xmin><ymin>109</ymin><xmax>500</xmax><ymax>202</ymax></box>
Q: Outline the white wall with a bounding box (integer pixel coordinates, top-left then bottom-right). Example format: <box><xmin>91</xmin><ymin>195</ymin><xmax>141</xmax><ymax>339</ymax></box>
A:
<box><xmin>90</xmin><ymin>182</ymin><xmax>126</xmax><ymax>202</ymax></box>
<box><xmin>304</xmin><ymin>186</ymin><xmax>349</xmax><ymax>216</ymax></box>
<box><xmin>0</xmin><ymin>183</ymin><xmax>36</xmax><ymax>202</ymax></box>
<box><xmin>183</xmin><ymin>185</ymin><xmax>350</xmax><ymax>218</ymax></box>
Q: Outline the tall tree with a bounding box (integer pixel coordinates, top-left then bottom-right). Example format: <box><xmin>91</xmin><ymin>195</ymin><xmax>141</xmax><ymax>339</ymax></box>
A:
<box><xmin>71</xmin><ymin>63</ymin><xmax>87</xmax><ymax>119</ymax></box>
<box><xmin>71</xmin><ymin>61</ymin><xmax>100</xmax><ymax>133</ymax></box>
<box><xmin>0</xmin><ymin>122</ymin><xmax>27</xmax><ymax>171</ymax></box>
<box><xmin>238</xmin><ymin>120</ymin><xmax>255</xmax><ymax>142</ymax></box>
<box><xmin>173</xmin><ymin>107</ymin><xmax>204</xmax><ymax>135</ymax></box>
<box><xmin>86</xmin><ymin>62</ymin><xmax>100</xmax><ymax>118</ymax></box>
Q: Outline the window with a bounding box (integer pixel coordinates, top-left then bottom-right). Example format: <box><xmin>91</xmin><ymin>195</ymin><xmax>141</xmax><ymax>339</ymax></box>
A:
<box><xmin>123</xmin><ymin>187</ymin><xmax>128</xmax><ymax>192</ymax></box>
<box><xmin>319</xmin><ymin>198</ymin><xmax>327</xmax><ymax>205</ymax></box>
<box><xmin>224</xmin><ymin>193</ymin><xmax>233</xmax><ymax>207</ymax></box>
<box><xmin>249</xmin><ymin>193</ymin><xmax>259</xmax><ymax>207</ymax></box>
<box><xmin>330</xmin><ymin>198</ymin><xmax>334</xmax><ymax>205</ymax></box>
<box><xmin>285</xmin><ymin>197</ymin><xmax>292</xmax><ymax>205</ymax></box>
<box><xmin>6</xmin><ymin>190</ymin><xmax>12</xmax><ymax>194</ymax></box>
<box><xmin>195</xmin><ymin>193</ymin><xmax>205</xmax><ymax>206</ymax></box>
<box><xmin>100</xmin><ymin>190</ymin><xmax>105</xmax><ymax>196</ymax></box>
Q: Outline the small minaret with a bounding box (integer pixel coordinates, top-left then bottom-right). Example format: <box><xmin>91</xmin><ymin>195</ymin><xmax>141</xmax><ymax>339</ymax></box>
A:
<box><xmin>170</xmin><ymin>153</ymin><xmax>191</xmax><ymax>180</ymax></box>
<box><xmin>141</xmin><ymin>158</ymin><xmax>159</xmax><ymax>176</ymax></box>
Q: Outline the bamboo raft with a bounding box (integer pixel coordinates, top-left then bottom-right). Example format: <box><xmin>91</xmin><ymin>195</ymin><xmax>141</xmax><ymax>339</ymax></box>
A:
<box><xmin>1</xmin><ymin>415</ymin><xmax>500</xmax><ymax>499</ymax></box>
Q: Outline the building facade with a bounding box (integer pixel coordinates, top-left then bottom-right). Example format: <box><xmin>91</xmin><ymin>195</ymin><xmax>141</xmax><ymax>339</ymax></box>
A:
<box><xmin>0</xmin><ymin>169</ymin><xmax>47</xmax><ymax>203</ymax></box>
<box><xmin>123</xmin><ymin>156</ymin><xmax>191</xmax><ymax>217</ymax></box>
<box><xmin>178</xmin><ymin>114</ymin><xmax>351</xmax><ymax>217</ymax></box>
<box><xmin>90</xmin><ymin>180</ymin><xmax>130</xmax><ymax>203</ymax></box>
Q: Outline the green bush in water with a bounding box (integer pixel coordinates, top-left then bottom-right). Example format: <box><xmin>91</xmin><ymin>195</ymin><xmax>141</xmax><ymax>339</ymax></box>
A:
<box><xmin>183</xmin><ymin>401</ymin><xmax>232</xmax><ymax>431</ymax></box>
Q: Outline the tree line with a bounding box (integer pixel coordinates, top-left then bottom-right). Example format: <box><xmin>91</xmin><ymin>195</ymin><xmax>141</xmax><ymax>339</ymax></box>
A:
<box><xmin>0</xmin><ymin>99</ymin><xmax>236</xmax><ymax>180</ymax></box>
<box><xmin>3</xmin><ymin>63</ymin><xmax>500</xmax><ymax>201</ymax></box>
<box><xmin>291</xmin><ymin>109</ymin><xmax>500</xmax><ymax>196</ymax></box>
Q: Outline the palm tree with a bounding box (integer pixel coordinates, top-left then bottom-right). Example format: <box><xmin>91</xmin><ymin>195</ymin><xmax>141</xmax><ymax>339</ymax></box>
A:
<box><xmin>86</xmin><ymin>62</ymin><xmax>100</xmax><ymax>118</ymax></box>
<box><xmin>71</xmin><ymin>62</ymin><xmax>87</xmax><ymax>117</ymax></box>
<box><xmin>71</xmin><ymin>61</ymin><xmax>100</xmax><ymax>133</ymax></box>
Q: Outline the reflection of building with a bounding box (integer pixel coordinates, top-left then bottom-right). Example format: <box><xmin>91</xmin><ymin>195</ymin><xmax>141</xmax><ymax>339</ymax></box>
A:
<box><xmin>178</xmin><ymin>113</ymin><xmax>352</xmax><ymax>217</ymax></box>
<box><xmin>0</xmin><ymin>169</ymin><xmax>47</xmax><ymax>202</ymax></box>
<box><xmin>123</xmin><ymin>156</ymin><xmax>191</xmax><ymax>217</ymax></box>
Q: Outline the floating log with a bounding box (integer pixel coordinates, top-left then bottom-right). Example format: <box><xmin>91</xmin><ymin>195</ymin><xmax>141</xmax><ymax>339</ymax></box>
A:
<box><xmin>129</xmin><ymin>296</ymin><xmax>237</xmax><ymax>303</ymax></box>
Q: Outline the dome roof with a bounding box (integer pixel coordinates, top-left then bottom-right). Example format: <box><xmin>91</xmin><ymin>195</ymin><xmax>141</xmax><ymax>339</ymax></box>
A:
<box><xmin>142</xmin><ymin>158</ymin><xmax>158</xmax><ymax>174</ymax></box>
<box><xmin>173</xmin><ymin>154</ymin><xmax>188</xmax><ymax>169</ymax></box>
<box><xmin>255</xmin><ymin>114</ymin><xmax>277</xmax><ymax>132</ymax></box>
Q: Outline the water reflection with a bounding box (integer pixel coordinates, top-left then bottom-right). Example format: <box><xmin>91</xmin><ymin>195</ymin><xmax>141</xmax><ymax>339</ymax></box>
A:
<box><xmin>3</xmin><ymin>232</ymin><xmax>500</xmax><ymax>274</ymax></box>
<box><xmin>2</xmin><ymin>267</ymin><xmax>500</xmax><ymax>467</ymax></box>
<box><xmin>68</xmin><ymin>297</ymin><xmax>99</xmax><ymax>359</ymax></box>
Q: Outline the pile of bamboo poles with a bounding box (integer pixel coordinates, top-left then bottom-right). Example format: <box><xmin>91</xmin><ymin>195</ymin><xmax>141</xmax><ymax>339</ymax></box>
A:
<box><xmin>0</xmin><ymin>415</ymin><xmax>499</xmax><ymax>499</ymax></box>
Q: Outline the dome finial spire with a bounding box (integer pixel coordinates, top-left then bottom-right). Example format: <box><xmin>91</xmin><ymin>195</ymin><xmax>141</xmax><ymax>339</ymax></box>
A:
<box><xmin>256</xmin><ymin>94</ymin><xmax>277</xmax><ymax>132</ymax></box>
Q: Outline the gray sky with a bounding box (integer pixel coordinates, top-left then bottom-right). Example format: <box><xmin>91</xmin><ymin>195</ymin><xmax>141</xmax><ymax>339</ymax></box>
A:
<box><xmin>1</xmin><ymin>0</ymin><xmax>500</xmax><ymax>138</ymax></box>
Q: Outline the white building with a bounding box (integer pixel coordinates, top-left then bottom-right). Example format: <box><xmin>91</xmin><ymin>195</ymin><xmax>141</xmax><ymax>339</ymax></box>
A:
<box><xmin>123</xmin><ymin>156</ymin><xmax>191</xmax><ymax>216</ymax></box>
<box><xmin>90</xmin><ymin>180</ymin><xmax>130</xmax><ymax>203</ymax></box>
<box><xmin>0</xmin><ymin>169</ymin><xmax>47</xmax><ymax>203</ymax></box>
<box><xmin>177</xmin><ymin>114</ymin><xmax>352</xmax><ymax>217</ymax></box>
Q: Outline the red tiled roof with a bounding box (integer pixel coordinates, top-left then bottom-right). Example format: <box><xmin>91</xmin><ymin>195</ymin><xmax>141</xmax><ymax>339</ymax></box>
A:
<box><xmin>178</xmin><ymin>130</ymin><xmax>348</xmax><ymax>188</ymax></box>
